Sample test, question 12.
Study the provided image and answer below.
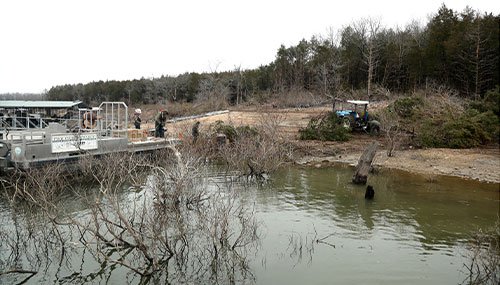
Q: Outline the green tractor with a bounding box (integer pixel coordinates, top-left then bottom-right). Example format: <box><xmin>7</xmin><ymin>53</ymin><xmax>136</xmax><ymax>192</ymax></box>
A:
<box><xmin>333</xmin><ymin>99</ymin><xmax>380</xmax><ymax>135</ymax></box>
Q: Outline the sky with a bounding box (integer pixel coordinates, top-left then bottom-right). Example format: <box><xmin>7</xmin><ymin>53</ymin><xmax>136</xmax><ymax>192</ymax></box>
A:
<box><xmin>0</xmin><ymin>0</ymin><xmax>498</xmax><ymax>94</ymax></box>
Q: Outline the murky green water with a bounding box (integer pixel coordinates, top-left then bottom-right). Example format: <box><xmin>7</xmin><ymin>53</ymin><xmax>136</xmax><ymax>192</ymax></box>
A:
<box><xmin>245</xmin><ymin>166</ymin><xmax>498</xmax><ymax>284</ymax></box>
<box><xmin>0</xmin><ymin>165</ymin><xmax>498</xmax><ymax>284</ymax></box>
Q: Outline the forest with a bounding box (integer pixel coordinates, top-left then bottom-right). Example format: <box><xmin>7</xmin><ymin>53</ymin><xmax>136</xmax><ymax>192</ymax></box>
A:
<box><xmin>43</xmin><ymin>5</ymin><xmax>498</xmax><ymax>106</ymax></box>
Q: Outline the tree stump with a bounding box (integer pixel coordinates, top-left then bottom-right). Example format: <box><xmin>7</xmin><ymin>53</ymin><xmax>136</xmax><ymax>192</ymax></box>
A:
<box><xmin>352</xmin><ymin>141</ymin><xmax>378</xmax><ymax>184</ymax></box>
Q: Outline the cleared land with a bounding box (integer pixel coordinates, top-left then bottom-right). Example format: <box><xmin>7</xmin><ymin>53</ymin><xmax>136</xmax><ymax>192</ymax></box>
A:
<box><xmin>143</xmin><ymin>106</ymin><xmax>499</xmax><ymax>184</ymax></box>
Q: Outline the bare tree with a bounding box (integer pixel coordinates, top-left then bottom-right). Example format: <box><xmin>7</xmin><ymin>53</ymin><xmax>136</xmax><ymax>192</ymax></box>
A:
<box><xmin>0</xmin><ymin>165</ymin><xmax>89</xmax><ymax>284</ymax></box>
<box><xmin>0</xmin><ymin>149</ymin><xmax>260</xmax><ymax>283</ymax></box>
<box><xmin>212</xmin><ymin>118</ymin><xmax>293</xmax><ymax>180</ymax></box>
<box><xmin>380</xmin><ymin>26</ymin><xmax>411</xmax><ymax>90</ymax></box>
<box><xmin>462</xmin><ymin>221</ymin><xmax>500</xmax><ymax>285</ymax></box>
<box><xmin>232</xmin><ymin>65</ymin><xmax>244</xmax><ymax>105</ymax></box>
<box><xmin>317</xmin><ymin>28</ymin><xmax>343</xmax><ymax>98</ymax></box>
<box><xmin>196</xmin><ymin>74</ymin><xmax>230</xmax><ymax>111</ymax></box>
<box><xmin>377</xmin><ymin>107</ymin><xmax>402</xmax><ymax>157</ymax></box>
<box><xmin>352</xmin><ymin>17</ymin><xmax>383</xmax><ymax>99</ymax></box>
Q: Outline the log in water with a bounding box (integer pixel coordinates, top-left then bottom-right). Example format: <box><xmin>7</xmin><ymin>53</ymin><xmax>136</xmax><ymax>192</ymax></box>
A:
<box><xmin>352</xmin><ymin>141</ymin><xmax>378</xmax><ymax>184</ymax></box>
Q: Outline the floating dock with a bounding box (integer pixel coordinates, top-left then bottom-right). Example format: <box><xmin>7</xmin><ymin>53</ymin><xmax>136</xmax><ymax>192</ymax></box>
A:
<box><xmin>0</xmin><ymin>101</ymin><xmax>179</xmax><ymax>173</ymax></box>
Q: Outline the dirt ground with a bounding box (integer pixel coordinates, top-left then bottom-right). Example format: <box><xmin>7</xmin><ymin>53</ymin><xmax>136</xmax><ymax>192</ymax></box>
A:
<box><xmin>145</xmin><ymin>106</ymin><xmax>500</xmax><ymax>184</ymax></box>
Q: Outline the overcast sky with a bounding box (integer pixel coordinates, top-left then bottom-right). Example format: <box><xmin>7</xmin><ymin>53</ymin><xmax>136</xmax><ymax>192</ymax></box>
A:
<box><xmin>0</xmin><ymin>0</ymin><xmax>498</xmax><ymax>94</ymax></box>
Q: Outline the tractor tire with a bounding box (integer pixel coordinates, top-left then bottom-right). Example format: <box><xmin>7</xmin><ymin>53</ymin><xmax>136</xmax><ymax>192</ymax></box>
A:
<box><xmin>369</xmin><ymin>120</ymin><xmax>381</xmax><ymax>136</ymax></box>
<box><xmin>370</xmin><ymin>125</ymin><xmax>380</xmax><ymax>136</ymax></box>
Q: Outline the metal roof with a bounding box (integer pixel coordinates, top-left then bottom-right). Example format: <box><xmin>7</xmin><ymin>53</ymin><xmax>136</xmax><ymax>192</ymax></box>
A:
<box><xmin>0</xmin><ymin>100</ymin><xmax>83</xmax><ymax>109</ymax></box>
<box><xmin>347</xmin><ymin>100</ymin><xmax>369</xmax><ymax>105</ymax></box>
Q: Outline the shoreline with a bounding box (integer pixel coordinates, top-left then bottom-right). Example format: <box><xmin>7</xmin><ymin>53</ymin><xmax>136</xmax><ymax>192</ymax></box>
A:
<box><xmin>295</xmin><ymin>147</ymin><xmax>500</xmax><ymax>184</ymax></box>
<box><xmin>162</xmin><ymin>107</ymin><xmax>500</xmax><ymax>185</ymax></box>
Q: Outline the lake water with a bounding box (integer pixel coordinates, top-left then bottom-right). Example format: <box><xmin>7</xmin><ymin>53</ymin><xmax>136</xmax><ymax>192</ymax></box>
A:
<box><xmin>245</xmin><ymin>166</ymin><xmax>498</xmax><ymax>284</ymax></box>
<box><xmin>0</xmin><ymin>164</ymin><xmax>498</xmax><ymax>284</ymax></box>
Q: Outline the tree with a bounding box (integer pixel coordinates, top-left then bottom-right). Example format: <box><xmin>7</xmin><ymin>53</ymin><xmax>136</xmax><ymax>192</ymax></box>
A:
<box><xmin>378</xmin><ymin>26</ymin><xmax>413</xmax><ymax>92</ymax></box>
<box><xmin>455</xmin><ymin>11</ymin><xmax>499</xmax><ymax>99</ymax></box>
<box><xmin>309</xmin><ymin>31</ymin><xmax>342</xmax><ymax>96</ymax></box>
<box><xmin>196</xmin><ymin>73</ymin><xmax>230</xmax><ymax>110</ymax></box>
<box><xmin>339</xmin><ymin>26</ymin><xmax>365</xmax><ymax>90</ymax></box>
<box><xmin>352</xmin><ymin>17</ymin><xmax>383</xmax><ymax>99</ymax></box>
<box><xmin>405</xmin><ymin>20</ymin><xmax>426</xmax><ymax>90</ymax></box>
<box><xmin>425</xmin><ymin>4</ymin><xmax>458</xmax><ymax>86</ymax></box>
<box><xmin>0</xmin><ymin>149</ymin><xmax>260</xmax><ymax>283</ymax></box>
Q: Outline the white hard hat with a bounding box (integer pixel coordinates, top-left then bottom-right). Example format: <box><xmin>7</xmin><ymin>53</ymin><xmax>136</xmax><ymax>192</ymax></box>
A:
<box><xmin>134</xmin><ymin>108</ymin><xmax>142</xmax><ymax>114</ymax></box>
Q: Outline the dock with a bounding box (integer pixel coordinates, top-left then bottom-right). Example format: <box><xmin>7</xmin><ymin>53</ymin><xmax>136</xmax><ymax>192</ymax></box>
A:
<box><xmin>0</xmin><ymin>101</ymin><xmax>180</xmax><ymax>173</ymax></box>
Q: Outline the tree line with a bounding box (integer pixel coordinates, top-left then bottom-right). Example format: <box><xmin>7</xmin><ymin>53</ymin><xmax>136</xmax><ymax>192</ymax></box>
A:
<box><xmin>46</xmin><ymin>5</ymin><xmax>499</xmax><ymax>105</ymax></box>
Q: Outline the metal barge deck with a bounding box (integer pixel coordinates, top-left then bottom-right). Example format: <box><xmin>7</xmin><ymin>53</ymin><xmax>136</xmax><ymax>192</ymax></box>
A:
<box><xmin>0</xmin><ymin>101</ymin><xmax>179</xmax><ymax>173</ymax></box>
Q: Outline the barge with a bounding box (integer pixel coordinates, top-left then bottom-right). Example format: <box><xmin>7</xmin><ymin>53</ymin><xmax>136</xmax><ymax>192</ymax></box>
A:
<box><xmin>0</xmin><ymin>101</ymin><xmax>178</xmax><ymax>174</ymax></box>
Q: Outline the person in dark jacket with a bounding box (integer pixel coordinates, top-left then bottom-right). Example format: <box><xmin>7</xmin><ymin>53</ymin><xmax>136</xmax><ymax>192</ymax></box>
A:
<box><xmin>192</xmin><ymin>121</ymin><xmax>200</xmax><ymax>143</ymax></box>
<box><xmin>155</xmin><ymin>109</ymin><xmax>168</xmax><ymax>138</ymax></box>
<box><xmin>133</xmin><ymin>109</ymin><xmax>142</xmax><ymax>129</ymax></box>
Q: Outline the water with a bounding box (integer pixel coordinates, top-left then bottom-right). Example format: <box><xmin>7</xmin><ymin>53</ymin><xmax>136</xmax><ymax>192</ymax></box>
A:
<box><xmin>0</xmin><ymin>165</ymin><xmax>498</xmax><ymax>284</ymax></box>
<box><xmin>247</xmin><ymin>166</ymin><xmax>498</xmax><ymax>284</ymax></box>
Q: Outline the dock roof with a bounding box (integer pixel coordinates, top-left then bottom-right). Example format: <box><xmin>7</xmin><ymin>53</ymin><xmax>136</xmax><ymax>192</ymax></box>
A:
<box><xmin>0</xmin><ymin>100</ymin><xmax>83</xmax><ymax>109</ymax></box>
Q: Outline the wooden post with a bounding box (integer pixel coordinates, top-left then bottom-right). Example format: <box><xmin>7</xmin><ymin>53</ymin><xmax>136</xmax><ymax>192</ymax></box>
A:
<box><xmin>352</xmin><ymin>141</ymin><xmax>378</xmax><ymax>184</ymax></box>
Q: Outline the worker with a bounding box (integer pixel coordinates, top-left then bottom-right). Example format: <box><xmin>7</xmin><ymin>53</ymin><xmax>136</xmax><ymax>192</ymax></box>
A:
<box><xmin>192</xmin><ymin>121</ymin><xmax>200</xmax><ymax>143</ymax></box>
<box><xmin>154</xmin><ymin>109</ymin><xmax>168</xmax><ymax>138</ymax></box>
<box><xmin>82</xmin><ymin>111</ymin><xmax>97</xmax><ymax>129</ymax></box>
<box><xmin>133</xmin><ymin>108</ymin><xmax>142</xmax><ymax>129</ymax></box>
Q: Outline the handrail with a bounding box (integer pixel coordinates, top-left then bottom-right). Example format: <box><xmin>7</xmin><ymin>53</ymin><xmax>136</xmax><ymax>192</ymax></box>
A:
<box><xmin>0</xmin><ymin>101</ymin><xmax>130</xmax><ymax>140</ymax></box>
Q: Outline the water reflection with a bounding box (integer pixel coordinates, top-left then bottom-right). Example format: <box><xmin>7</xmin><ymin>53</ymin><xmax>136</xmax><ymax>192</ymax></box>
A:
<box><xmin>249</xmin><ymin>166</ymin><xmax>498</xmax><ymax>285</ymax></box>
<box><xmin>260</xmin><ymin>166</ymin><xmax>498</xmax><ymax>250</ymax></box>
<box><xmin>0</xmin><ymin>164</ymin><xmax>498</xmax><ymax>284</ymax></box>
<box><xmin>0</xmin><ymin>164</ymin><xmax>260</xmax><ymax>285</ymax></box>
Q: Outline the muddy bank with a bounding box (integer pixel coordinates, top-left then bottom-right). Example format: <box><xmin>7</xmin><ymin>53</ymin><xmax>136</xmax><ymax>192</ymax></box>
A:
<box><xmin>295</xmin><ymin>146</ymin><xmax>500</xmax><ymax>184</ymax></box>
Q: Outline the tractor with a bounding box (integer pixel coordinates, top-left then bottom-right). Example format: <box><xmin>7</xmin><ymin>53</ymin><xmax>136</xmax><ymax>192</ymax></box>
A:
<box><xmin>333</xmin><ymin>99</ymin><xmax>380</xmax><ymax>135</ymax></box>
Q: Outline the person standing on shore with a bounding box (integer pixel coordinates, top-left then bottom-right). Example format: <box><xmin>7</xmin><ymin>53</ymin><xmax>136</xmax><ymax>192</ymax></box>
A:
<box><xmin>192</xmin><ymin>121</ymin><xmax>200</xmax><ymax>143</ymax></box>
